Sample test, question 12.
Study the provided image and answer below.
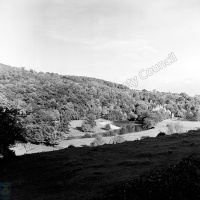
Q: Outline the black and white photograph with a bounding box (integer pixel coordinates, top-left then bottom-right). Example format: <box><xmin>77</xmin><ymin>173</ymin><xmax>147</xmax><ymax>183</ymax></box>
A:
<box><xmin>0</xmin><ymin>0</ymin><xmax>200</xmax><ymax>199</ymax></box>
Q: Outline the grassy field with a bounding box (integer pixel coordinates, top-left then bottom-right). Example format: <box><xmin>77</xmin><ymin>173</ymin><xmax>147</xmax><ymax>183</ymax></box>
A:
<box><xmin>1</xmin><ymin>130</ymin><xmax>200</xmax><ymax>200</ymax></box>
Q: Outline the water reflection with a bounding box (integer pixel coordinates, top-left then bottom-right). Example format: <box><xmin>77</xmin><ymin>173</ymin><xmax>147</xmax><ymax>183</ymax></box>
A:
<box><xmin>113</xmin><ymin>121</ymin><xmax>145</xmax><ymax>133</ymax></box>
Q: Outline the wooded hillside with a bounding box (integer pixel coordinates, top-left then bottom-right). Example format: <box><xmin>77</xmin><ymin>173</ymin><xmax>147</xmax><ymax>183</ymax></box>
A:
<box><xmin>0</xmin><ymin>63</ymin><xmax>200</xmax><ymax>145</ymax></box>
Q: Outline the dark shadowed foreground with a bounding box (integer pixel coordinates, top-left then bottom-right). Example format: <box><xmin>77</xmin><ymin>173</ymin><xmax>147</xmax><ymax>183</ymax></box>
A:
<box><xmin>1</xmin><ymin>130</ymin><xmax>200</xmax><ymax>200</ymax></box>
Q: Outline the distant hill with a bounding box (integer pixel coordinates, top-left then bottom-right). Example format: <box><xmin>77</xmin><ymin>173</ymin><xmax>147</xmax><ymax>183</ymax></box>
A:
<box><xmin>0</xmin><ymin>63</ymin><xmax>200</xmax><ymax>144</ymax></box>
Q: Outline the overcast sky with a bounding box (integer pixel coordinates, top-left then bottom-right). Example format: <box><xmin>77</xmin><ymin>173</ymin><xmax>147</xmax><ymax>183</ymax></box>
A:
<box><xmin>0</xmin><ymin>0</ymin><xmax>200</xmax><ymax>95</ymax></box>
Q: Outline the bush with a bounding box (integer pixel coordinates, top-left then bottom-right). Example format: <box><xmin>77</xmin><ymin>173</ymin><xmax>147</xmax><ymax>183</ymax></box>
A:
<box><xmin>157</xmin><ymin>132</ymin><xmax>166</xmax><ymax>137</ymax></box>
<box><xmin>143</xmin><ymin>118</ymin><xmax>155</xmax><ymax>129</ymax></box>
<box><xmin>91</xmin><ymin>133</ymin><xmax>98</xmax><ymax>138</ymax></box>
<box><xmin>119</xmin><ymin>126</ymin><xmax>126</xmax><ymax>135</ymax></box>
<box><xmin>166</xmin><ymin>122</ymin><xmax>184</xmax><ymax>135</ymax></box>
<box><xmin>68</xmin><ymin>144</ymin><xmax>75</xmax><ymax>148</ymax></box>
<box><xmin>90</xmin><ymin>135</ymin><xmax>105</xmax><ymax>147</ymax></box>
<box><xmin>66</xmin><ymin>135</ymin><xmax>77</xmax><ymax>140</ymax></box>
<box><xmin>104</xmin><ymin>123</ymin><xmax>111</xmax><ymax>130</ymax></box>
<box><xmin>174</xmin><ymin>122</ymin><xmax>184</xmax><ymax>133</ymax></box>
<box><xmin>82</xmin><ymin>133</ymin><xmax>92</xmax><ymax>138</ymax></box>
<box><xmin>109</xmin><ymin>130</ymin><xmax>117</xmax><ymax>136</ymax></box>
<box><xmin>100</xmin><ymin>131</ymin><xmax>110</xmax><ymax>137</ymax></box>
<box><xmin>109</xmin><ymin>135</ymin><xmax>125</xmax><ymax>144</ymax></box>
<box><xmin>166</xmin><ymin>123</ymin><xmax>175</xmax><ymax>134</ymax></box>
<box><xmin>81</xmin><ymin>123</ymin><xmax>92</xmax><ymax>132</ymax></box>
<box><xmin>101</xmin><ymin>130</ymin><xmax>118</xmax><ymax>137</ymax></box>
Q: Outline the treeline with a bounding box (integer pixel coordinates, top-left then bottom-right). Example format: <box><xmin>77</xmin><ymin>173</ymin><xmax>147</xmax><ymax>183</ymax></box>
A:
<box><xmin>0</xmin><ymin>63</ymin><xmax>200</xmax><ymax>145</ymax></box>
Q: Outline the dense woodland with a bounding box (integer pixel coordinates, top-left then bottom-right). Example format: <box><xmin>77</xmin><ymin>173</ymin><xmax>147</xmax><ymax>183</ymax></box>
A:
<box><xmin>1</xmin><ymin>63</ymin><xmax>200</xmax><ymax>146</ymax></box>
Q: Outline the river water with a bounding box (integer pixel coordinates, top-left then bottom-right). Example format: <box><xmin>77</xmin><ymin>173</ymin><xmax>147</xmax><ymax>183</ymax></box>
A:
<box><xmin>113</xmin><ymin>121</ymin><xmax>145</xmax><ymax>133</ymax></box>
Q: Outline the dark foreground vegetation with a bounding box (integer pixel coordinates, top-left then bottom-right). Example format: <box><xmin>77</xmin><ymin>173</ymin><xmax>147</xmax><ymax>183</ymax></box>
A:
<box><xmin>1</xmin><ymin>130</ymin><xmax>200</xmax><ymax>200</ymax></box>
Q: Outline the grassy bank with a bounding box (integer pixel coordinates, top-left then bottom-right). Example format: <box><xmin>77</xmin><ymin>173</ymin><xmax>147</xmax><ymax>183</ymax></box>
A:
<box><xmin>1</xmin><ymin>129</ymin><xmax>200</xmax><ymax>199</ymax></box>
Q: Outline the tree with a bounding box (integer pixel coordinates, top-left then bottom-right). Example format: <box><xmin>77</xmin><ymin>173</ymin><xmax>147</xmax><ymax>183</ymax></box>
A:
<box><xmin>129</xmin><ymin>112</ymin><xmax>138</xmax><ymax>121</ymax></box>
<box><xmin>107</xmin><ymin>109</ymin><xmax>124</xmax><ymax>121</ymax></box>
<box><xmin>87</xmin><ymin>114</ymin><xmax>96</xmax><ymax>127</ymax></box>
<box><xmin>0</xmin><ymin>106</ymin><xmax>27</xmax><ymax>158</ymax></box>
<box><xmin>2</xmin><ymin>64</ymin><xmax>200</xmax><ymax>145</ymax></box>
<box><xmin>185</xmin><ymin>111</ymin><xmax>194</xmax><ymax>120</ymax></box>
<box><xmin>176</xmin><ymin>110</ymin><xmax>184</xmax><ymax>118</ymax></box>
<box><xmin>81</xmin><ymin>123</ymin><xmax>92</xmax><ymax>132</ymax></box>
<box><xmin>104</xmin><ymin>123</ymin><xmax>111</xmax><ymax>130</ymax></box>
<box><xmin>192</xmin><ymin>110</ymin><xmax>200</xmax><ymax>121</ymax></box>
<box><xmin>58</xmin><ymin>111</ymin><xmax>70</xmax><ymax>133</ymax></box>
<box><xmin>119</xmin><ymin>126</ymin><xmax>126</xmax><ymax>135</ymax></box>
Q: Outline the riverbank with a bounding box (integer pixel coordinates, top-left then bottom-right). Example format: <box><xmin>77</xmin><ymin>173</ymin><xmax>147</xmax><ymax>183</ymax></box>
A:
<box><xmin>11</xmin><ymin>118</ymin><xmax>200</xmax><ymax>155</ymax></box>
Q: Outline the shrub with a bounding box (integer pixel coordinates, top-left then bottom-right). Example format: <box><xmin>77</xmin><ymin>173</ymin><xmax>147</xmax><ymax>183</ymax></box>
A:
<box><xmin>82</xmin><ymin>133</ymin><xmax>92</xmax><ymax>138</ymax></box>
<box><xmin>91</xmin><ymin>133</ymin><xmax>98</xmax><ymax>138</ymax></box>
<box><xmin>119</xmin><ymin>126</ymin><xmax>126</xmax><ymax>135</ymax></box>
<box><xmin>95</xmin><ymin>135</ymin><xmax>103</xmax><ymax>141</ymax></box>
<box><xmin>81</xmin><ymin>123</ymin><xmax>92</xmax><ymax>132</ymax></box>
<box><xmin>185</xmin><ymin>112</ymin><xmax>194</xmax><ymax>120</ymax></box>
<box><xmin>109</xmin><ymin>130</ymin><xmax>117</xmax><ymax>136</ymax></box>
<box><xmin>157</xmin><ymin>132</ymin><xmax>166</xmax><ymax>137</ymax></box>
<box><xmin>166</xmin><ymin>123</ymin><xmax>175</xmax><ymax>134</ymax></box>
<box><xmin>66</xmin><ymin>135</ymin><xmax>77</xmax><ymax>140</ymax></box>
<box><xmin>143</xmin><ymin>118</ymin><xmax>155</xmax><ymax>129</ymax></box>
<box><xmin>104</xmin><ymin>123</ymin><xmax>111</xmax><ymax>130</ymax></box>
<box><xmin>101</xmin><ymin>130</ymin><xmax>118</xmax><ymax>137</ymax></box>
<box><xmin>109</xmin><ymin>135</ymin><xmax>125</xmax><ymax>144</ymax></box>
<box><xmin>68</xmin><ymin>144</ymin><xmax>75</xmax><ymax>148</ymax></box>
<box><xmin>166</xmin><ymin>122</ymin><xmax>184</xmax><ymax>135</ymax></box>
<box><xmin>100</xmin><ymin>131</ymin><xmax>110</xmax><ymax>137</ymax></box>
<box><xmin>113</xmin><ymin>129</ymin><xmax>120</xmax><ymax>135</ymax></box>
<box><xmin>90</xmin><ymin>135</ymin><xmax>105</xmax><ymax>147</ymax></box>
<box><xmin>174</xmin><ymin>122</ymin><xmax>184</xmax><ymax>133</ymax></box>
